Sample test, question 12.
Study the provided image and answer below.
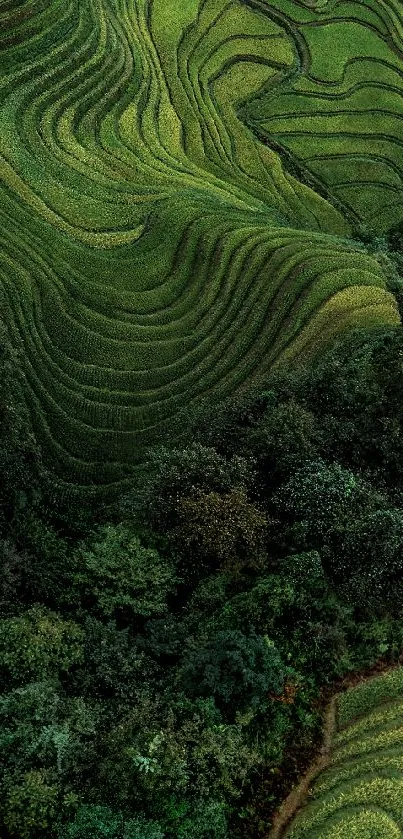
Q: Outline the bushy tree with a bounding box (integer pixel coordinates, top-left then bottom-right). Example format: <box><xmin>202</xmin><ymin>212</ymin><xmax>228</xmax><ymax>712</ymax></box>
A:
<box><xmin>337</xmin><ymin>507</ymin><xmax>403</xmax><ymax>605</ymax></box>
<box><xmin>173</xmin><ymin>799</ymin><xmax>228</xmax><ymax>838</ymax></box>
<box><xmin>0</xmin><ymin>539</ymin><xmax>23</xmax><ymax>617</ymax></box>
<box><xmin>0</xmin><ymin>678</ymin><xmax>101</xmax><ymax>837</ymax></box>
<box><xmin>96</xmin><ymin>694</ymin><xmax>259</xmax><ymax>821</ymax></box>
<box><xmin>301</xmin><ymin>327</ymin><xmax>403</xmax><ymax>487</ymax></box>
<box><xmin>74</xmin><ymin>525</ymin><xmax>176</xmax><ymax>626</ymax></box>
<box><xmin>1</xmin><ymin>768</ymin><xmax>60</xmax><ymax>839</ymax></box>
<box><xmin>178</xmin><ymin>630</ymin><xmax>284</xmax><ymax>717</ymax></box>
<box><xmin>0</xmin><ymin>681</ymin><xmax>99</xmax><ymax>779</ymax></box>
<box><xmin>180</xmin><ymin>390</ymin><xmax>263</xmax><ymax>456</ymax></box>
<box><xmin>271</xmin><ymin>456</ymin><xmax>403</xmax><ymax>615</ymax></box>
<box><xmin>174</xmin><ymin>488</ymin><xmax>268</xmax><ymax>573</ymax></box>
<box><xmin>13</xmin><ymin>515</ymin><xmax>74</xmax><ymax>611</ymax></box>
<box><xmin>0</xmin><ymin>606</ymin><xmax>84</xmax><ymax>688</ymax></box>
<box><xmin>207</xmin><ymin>574</ymin><xmax>295</xmax><ymax>637</ymax></box>
<box><xmin>273</xmin><ymin>460</ymin><xmax>381</xmax><ymax>551</ymax></box>
<box><xmin>121</xmin><ymin>444</ymin><xmax>256</xmax><ymax>532</ymax></box>
<box><xmin>248</xmin><ymin>399</ymin><xmax>320</xmax><ymax>485</ymax></box>
<box><xmin>72</xmin><ymin>616</ymin><xmax>156</xmax><ymax>702</ymax></box>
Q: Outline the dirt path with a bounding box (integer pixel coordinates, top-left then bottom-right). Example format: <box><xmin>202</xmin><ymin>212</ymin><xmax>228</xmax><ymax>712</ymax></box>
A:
<box><xmin>267</xmin><ymin>658</ymin><xmax>403</xmax><ymax>839</ymax></box>
<box><xmin>267</xmin><ymin>693</ymin><xmax>338</xmax><ymax>839</ymax></box>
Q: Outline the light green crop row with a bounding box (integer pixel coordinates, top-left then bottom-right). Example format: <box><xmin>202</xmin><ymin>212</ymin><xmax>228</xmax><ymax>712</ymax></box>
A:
<box><xmin>295</xmin><ymin>806</ymin><xmax>401</xmax><ymax>839</ymax></box>
<box><xmin>287</xmin><ymin>668</ymin><xmax>403</xmax><ymax>837</ymax></box>
<box><xmin>288</xmin><ymin>776</ymin><xmax>403</xmax><ymax>837</ymax></box>
<box><xmin>0</xmin><ymin>0</ymin><xmax>402</xmax><ymax>489</ymax></box>
<box><xmin>338</xmin><ymin>668</ymin><xmax>403</xmax><ymax>728</ymax></box>
<box><xmin>334</xmin><ymin>699</ymin><xmax>403</xmax><ymax>748</ymax></box>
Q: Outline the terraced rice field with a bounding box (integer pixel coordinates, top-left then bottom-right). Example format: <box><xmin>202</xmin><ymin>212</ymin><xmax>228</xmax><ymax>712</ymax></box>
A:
<box><xmin>245</xmin><ymin>0</ymin><xmax>403</xmax><ymax>234</ymax></box>
<box><xmin>286</xmin><ymin>668</ymin><xmax>403</xmax><ymax>839</ymax></box>
<box><xmin>0</xmin><ymin>0</ymin><xmax>401</xmax><ymax>489</ymax></box>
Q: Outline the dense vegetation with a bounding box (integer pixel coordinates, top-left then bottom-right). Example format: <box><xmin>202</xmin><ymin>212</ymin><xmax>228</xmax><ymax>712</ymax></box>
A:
<box><xmin>4</xmin><ymin>312</ymin><xmax>403</xmax><ymax>837</ymax></box>
<box><xmin>287</xmin><ymin>668</ymin><xmax>403</xmax><ymax>838</ymax></box>
<box><xmin>3</xmin><ymin>0</ymin><xmax>403</xmax><ymax>836</ymax></box>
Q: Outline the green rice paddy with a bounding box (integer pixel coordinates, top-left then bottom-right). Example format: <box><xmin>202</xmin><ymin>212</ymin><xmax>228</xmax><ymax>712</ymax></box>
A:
<box><xmin>286</xmin><ymin>668</ymin><xmax>403</xmax><ymax>839</ymax></box>
<box><xmin>0</xmin><ymin>0</ymin><xmax>401</xmax><ymax>489</ymax></box>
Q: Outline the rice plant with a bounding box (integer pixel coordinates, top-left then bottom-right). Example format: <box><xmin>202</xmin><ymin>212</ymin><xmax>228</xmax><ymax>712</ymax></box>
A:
<box><xmin>0</xmin><ymin>0</ymin><xmax>400</xmax><ymax>488</ymax></box>
<box><xmin>286</xmin><ymin>668</ymin><xmax>403</xmax><ymax>838</ymax></box>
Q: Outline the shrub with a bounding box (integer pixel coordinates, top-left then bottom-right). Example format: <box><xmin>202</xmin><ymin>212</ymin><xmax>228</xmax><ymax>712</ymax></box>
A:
<box><xmin>174</xmin><ymin>799</ymin><xmax>228</xmax><ymax>838</ymax></box>
<box><xmin>57</xmin><ymin>806</ymin><xmax>164</xmax><ymax>839</ymax></box>
<box><xmin>122</xmin><ymin>444</ymin><xmax>256</xmax><ymax>532</ymax></box>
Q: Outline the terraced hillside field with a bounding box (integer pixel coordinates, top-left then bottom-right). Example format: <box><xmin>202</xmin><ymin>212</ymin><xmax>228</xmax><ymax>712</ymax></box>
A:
<box><xmin>0</xmin><ymin>0</ymin><xmax>401</xmax><ymax>490</ymax></box>
<box><xmin>286</xmin><ymin>667</ymin><xmax>403</xmax><ymax>839</ymax></box>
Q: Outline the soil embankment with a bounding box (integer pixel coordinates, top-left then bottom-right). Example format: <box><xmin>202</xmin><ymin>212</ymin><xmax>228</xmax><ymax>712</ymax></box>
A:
<box><xmin>268</xmin><ymin>659</ymin><xmax>403</xmax><ymax>839</ymax></box>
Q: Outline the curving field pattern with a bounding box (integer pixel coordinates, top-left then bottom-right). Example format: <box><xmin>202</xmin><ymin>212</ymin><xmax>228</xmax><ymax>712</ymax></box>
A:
<box><xmin>286</xmin><ymin>668</ymin><xmax>403</xmax><ymax>839</ymax></box>
<box><xmin>245</xmin><ymin>0</ymin><xmax>403</xmax><ymax>234</ymax></box>
<box><xmin>0</xmin><ymin>0</ymin><xmax>401</xmax><ymax>489</ymax></box>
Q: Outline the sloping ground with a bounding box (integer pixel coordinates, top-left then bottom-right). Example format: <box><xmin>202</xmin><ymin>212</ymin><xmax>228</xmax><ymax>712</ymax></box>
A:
<box><xmin>244</xmin><ymin>0</ymin><xmax>403</xmax><ymax>234</ymax></box>
<box><xmin>284</xmin><ymin>668</ymin><xmax>403</xmax><ymax>838</ymax></box>
<box><xmin>0</xmin><ymin>0</ymin><xmax>400</xmax><ymax>490</ymax></box>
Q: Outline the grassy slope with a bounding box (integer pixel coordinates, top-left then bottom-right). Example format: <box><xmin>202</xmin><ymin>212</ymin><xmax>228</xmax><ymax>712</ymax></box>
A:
<box><xmin>0</xmin><ymin>0</ymin><xmax>399</xmax><ymax>489</ymax></box>
<box><xmin>286</xmin><ymin>668</ymin><xmax>403</xmax><ymax>838</ymax></box>
<box><xmin>245</xmin><ymin>0</ymin><xmax>403</xmax><ymax>233</ymax></box>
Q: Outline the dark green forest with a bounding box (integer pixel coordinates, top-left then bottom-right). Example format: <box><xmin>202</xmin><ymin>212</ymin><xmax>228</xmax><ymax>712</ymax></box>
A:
<box><xmin>3</xmin><ymin>240</ymin><xmax>403</xmax><ymax>838</ymax></box>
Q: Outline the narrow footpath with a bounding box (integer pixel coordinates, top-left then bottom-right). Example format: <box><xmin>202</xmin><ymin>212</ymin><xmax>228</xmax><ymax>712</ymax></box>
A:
<box><xmin>266</xmin><ymin>658</ymin><xmax>403</xmax><ymax>839</ymax></box>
